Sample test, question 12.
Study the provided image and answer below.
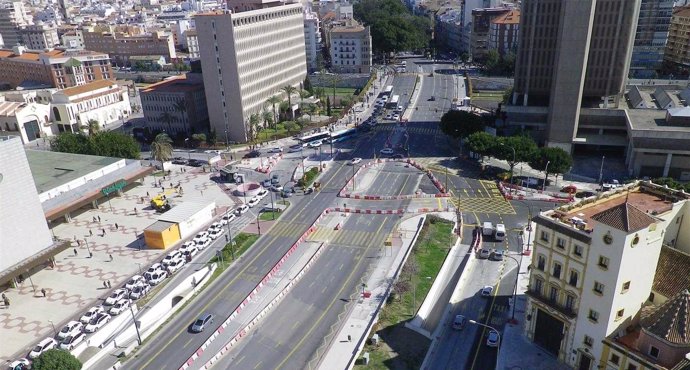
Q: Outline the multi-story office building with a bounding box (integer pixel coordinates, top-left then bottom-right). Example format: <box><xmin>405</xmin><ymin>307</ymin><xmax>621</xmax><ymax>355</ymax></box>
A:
<box><xmin>61</xmin><ymin>29</ymin><xmax>85</xmax><ymax>50</ymax></box>
<box><xmin>195</xmin><ymin>5</ymin><xmax>307</xmax><ymax>144</ymax></box>
<box><xmin>184</xmin><ymin>29</ymin><xmax>200</xmax><ymax>59</ymax></box>
<box><xmin>460</xmin><ymin>0</ymin><xmax>503</xmax><ymax>53</ymax></box>
<box><xmin>488</xmin><ymin>9</ymin><xmax>519</xmax><ymax>56</ymax></box>
<box><xmin>525</xmin><ymin>181</ymin><xmax>690</xmax><ymax>369</ymax></box>
<box><xmin>0</xmin><ymin>46</ymin><xmax>113</xmax><ymax>89</ymax></box>
<box><xmin>0</xmin><ymin>1</ymin><xmax>30</xmax><ymax>48</ymax></box>
<box><xmin>630</xmin><ymin>0</ymin><xmax>674</xmax><ymax>78</ymax></box>
<box><xmin>303</xmin><ymin>9</ymin><xmax>322</xmax><ymax>72</ymax></box>
<box><xmin>508</xmin><ymin>0</ymin><xmax>640</xmax><ymax>153</ymax></box>
<box><xmin>665</xmin><ymin>6</ymin><xmax>690</xmax><ymax>68</ymax></box>
<box><xmin>470</xmin><ymin>7</ymin><xmax>512</xmax><ymax>60</ymax></box>
<box><xmin>50</xmin><ymin>79</ymin><xmax>131</xmax><ymax>133</ymax></box>
<box><xmin>82</xmin><ymin>27</ymin><xmax>177</xmax><ymax>67</ymax></box>
<box><xmin>20</xmin><ymin>23</ymin><xmax>60</xmax><ymax>50</ymax></box>
<box><xmin>140</xmin><ymin>73</ymin><xmax>208</xmax><ymax>134</ymax></box>
<box><xmin>329</xmin><ymin>20</ymin><xmax>372</xmax><ymax>74</ymax></box>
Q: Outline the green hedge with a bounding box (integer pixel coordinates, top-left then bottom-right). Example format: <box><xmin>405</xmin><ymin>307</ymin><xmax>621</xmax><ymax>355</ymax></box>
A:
<box><xmin>298</xmin><ymin>167</ymin><xmax>319</xmax><ymax>187</ymax></box>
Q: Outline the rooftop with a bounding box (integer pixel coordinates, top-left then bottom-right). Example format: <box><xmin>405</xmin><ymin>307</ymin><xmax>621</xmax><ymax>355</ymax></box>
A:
<box><xmin>26</xmin><ymin>150</ymin><xmax>122</xmax><ymax>194</ymax></box>
<box><xmin>491</xmin><ymin>9</ymin><xmax>520</xmax><ymax>25</ymax></box>
<box><xmin>140</xmin><ymin>75</ymin><xmax>203</xmax><ymax>94</ymax></box>
<box><xmin>641</xmin><ymin>289</ymin><xmax>690</xmax><ymax>345</ymax></box>
<box><xmin>59</xmin><ymin>79</ymin><xmax>118</xmax><ymax>97</ymax></box>
<box><xmin>590</xmin><ymin>202</ymin><xmax>657</xmax><ymax>233</ymax></box>
<box><xmin>653</xmin><ymin>247</ymin><xmax>690</xmax><ymax>299</ymax></box>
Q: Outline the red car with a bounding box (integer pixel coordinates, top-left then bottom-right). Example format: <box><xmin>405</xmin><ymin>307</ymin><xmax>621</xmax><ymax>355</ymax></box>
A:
<box><xmin>561</xmin><ymin>185</ymin><xmax>577</xmax><ymax>194</ymax></box>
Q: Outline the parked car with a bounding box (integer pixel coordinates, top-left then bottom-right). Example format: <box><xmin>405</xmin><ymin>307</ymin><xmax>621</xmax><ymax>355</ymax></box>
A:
<box><xmin>181</xmin><ymin>244</ymin><xmax>199</xmax><ymax>258</ymax></box>
<box><xmin>267</xmin><ymin>147</ymin><xmax>283</xmax><ymax>153</ymax></box>
<box><xmin>261</xmin><ymin>179</ymin><xmax>272</xmax><ymax>187</ymax></box>
<box><xmin>486</xmin><ymin>330</ymin><xmax>500</xmax><ymax>347</ymax></box>
<box><xmin>129</xmin><ymin>283</ymin><xmax>151</xmax><ymax>300</ymax></box>
<box><xmin>80</xmin><ymin>306</ymin><xmax>105</xmax><ymax>324</ymax></box>
<box><xmin>350</xmin><ymin>157</ymin><xmax>362</xmax><ymax>165</ymax></box>
<box><xmin>602</xmin><ymin>179</ymin><xmax>621</xmax><ymax>190</ymax></box>
<box><xmin>270</xmin><ymin>184</ymin><xmax>283</xmax><ymax>192</ymax></box>
<box><xmin>59</xmin><ymin>331</ymin><xmax>86</xmax><ymax>351</ymax></box>
<box><xmin>193</xmin><ymin>231</ymin><xmax>209</xmax><ymax>243</ymax></box>
<box><xmin>84</xmin><ymin>313</ymin><xmax>111</xmax><ymax>333</ymax></box>
<box><xmin>191</xmin><ymin>313</ymin><xmax>215</xmax><ymax>333</ymax></box>
<box><xmin>243</xmin><ymin>150</ymin><xmax>261</xmax><ymax>158</ymax></box>
<box><xmin>256</xmin><ymin>189</ymin><xmax>269</xmax><ymax>199</ymax></box>
<box><xmin>125</xmin><ymin>275</ymin><xmax>145</xmax><ymax>290</ymax></box>
<box><xmin>561</xmin><ymin>185</ymin><xmax>577</xmax><ymax>194</ymax></box>
<box><xmin>478</xmin><ymin>248</ymin><xmax>491</xmax><ymax>259</ymax></box>
<box><xmin>57</xmin><ymin>321</ymin><xmax>83</xmax><ymax>340</ymax></box>
<box><xmin>247</xmin><ymin>196</ymin><xmax>261</xmax><ymax>208</ymax></box>
<box><xmin>145</xmin><ymin>263</ymin><xmax>165</xmax><ymax>276</ymax></box>
<box><xmin>109</xmin><ymin>298</ymin><xmax>131</xmax><ymax>315</ymax></box>
<box><xmin>491</xmin><ymin>249</ymin><xmax>504</xmax><ymax>261</ymax></box>
<box><xmin>209</xmin><ymin>221</ymin><xmax>223</xmax><ymax>230</ymax></box>
<box><xmin>147</xmin><ymin>270</ymin><xmax>168</xmax><ymax>286</ymax></box>
<box><xmin>221</xmin><ymin>212</ymin><xmax>236</xmax><ymax>224</ymax></box>
<box><xmin>452</xmin><ymin>314</ymin><xmax>467</xmax><ymax>330</ymax></box>
<box><xmin>166</xmin><ymin>258</ymin><xmax>186</xmax><ymax>274</ymax></box>
<box><xmin>385</xmin><ymin>114</ymin><xmax>393</xmax><ymax>120</ymax></box>
<box><xmin>162</xmin><ymin>251</ymin><xmax>182</xmax><ymax>267</ymax></box>
<box><xmin>481</xmin><ymin>286</ymin><xmax>494</xmax><ymax>297</ymax></box>
<box><xmin>105</xmin><ymin>288</ymin><xmax>129</xmax><ymax>305</ymax></box>
<box><xmin>576</xmin><ymin>190</ymin><xmax>596</xmax><ymax>198</ymax></box>
<box><xmin>271</xmin><ymin>174</ymin><xmax>280</xmax><ymax>184</ymax></box>
<box><xmin>234</xmin><ymin>205</ymin><xmax>249</xmax><ymax>215</ymax></box>
<box><xmin>380</xmin><ymin>148</ymin><xmax>394</xmax><ymax>155</ymax></box>
<box><xmin>393</xmin><ymin>114</ymin><xmax>400</xmax><ymax>120</ymax></box>
<box><xmin>28</xmin><ymin>337</ymin><xmax>57</xmax><ymax>359</ymax></box>
<box><xmin>194</xmin><ymin>236</ymin><xmax>211</xmax><ymax>250</ymax></box>
<box><xmin>208</xmin><ymin>228</ymin><xmax>225</xmax><ymax>240</ymax></box>
<box><xmin>8</xmin><ymin>358</ymin><xmax>31</xmax><ymax>370</ymax></box>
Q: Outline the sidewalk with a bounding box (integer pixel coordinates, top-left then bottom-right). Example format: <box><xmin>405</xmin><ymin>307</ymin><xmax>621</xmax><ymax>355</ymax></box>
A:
<box><xmin>496</xmin><ymin>222</ymin><xmax>569</xmax><ymax>370</ymax></box>
<box><xmin>317</xmin><ymin>213</ymin><xmax>428</xmax><ymax>370</ymax></box>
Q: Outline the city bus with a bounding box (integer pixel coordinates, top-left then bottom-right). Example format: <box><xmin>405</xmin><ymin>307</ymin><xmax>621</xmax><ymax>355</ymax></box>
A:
<box><xmin>386</xmin><ymin>95</ymin><xmax>400</xmax><ymax>109</ymax></box>
<box><xmin>381</xmin><ymin>85</ymin><xmax>394</xmax><ymax>96</ymax></box>
<box><xmin>328</xmin><ymin>128</ymin><xmax>358</xmax><ymax>143</ymax></box>
<box><xmin>298</xmin><ymin>131</ymin><xmax>331</xmax><ymax>146</ymax></box>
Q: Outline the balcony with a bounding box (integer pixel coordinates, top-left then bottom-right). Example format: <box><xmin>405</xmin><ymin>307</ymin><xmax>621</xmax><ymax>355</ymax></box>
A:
<box><xmin>526</xmin><ymin>287</ymin><xmax>577</xmax><ymax>319</ymax></box>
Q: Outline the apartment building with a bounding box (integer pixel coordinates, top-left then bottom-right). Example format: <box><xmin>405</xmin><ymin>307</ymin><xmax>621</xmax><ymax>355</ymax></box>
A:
<box><xmin>470</xmin><ymin>7</ymin><xmax>512</xmax><ymax>60</ymax></box>
<box><xmin>630</xmin><ymin>0</ymin><xmax>674</xmax><ymax>78</ymax></box>
<box><xmin>184</xmin><ymin>29</ymin><xmax>200</xmax><ymax>59</ymax></box>
<box><xmin>0</xmin><ymin>46</ymin><xmax>113</xmax><ymax>89</ymax></box>
<box><xmin>460</xmin><ymin>0</ymin><xmax>503</xmax><ymax>53</ymax></box>
<box><xmin>435</xmin><ymin>8</ymin><xmax>463</xmax><ymax>56</ymax></box>
<box><xmin>195</xmin><ymin>5</ymin><xmax>307</xmax><ymax>144</ymax></box>
<box><xmin>0</xmin><ymin>1</ymin><xmax>30</xmax><ymax>48</ymax></box>
<box><xmin>0</xmin><ymin>92</ymin><xmax>52</xmax><ymax>143</ymax></box>
<box><xmin>525</xmin><ymin>181</ymin><xmax>690</xmax><ymax>369</ymax></box>
<box><xmin>82</xmin><ymin>27</ymin><xmax>176</xmax><ymax>67</ymax></box>
<box><xmin>20</xmin><ymin>23</ymin><xmax>60</xmax><ymax>50</ymax></box>
<box><xmin>304</xmin><ymin>9</ymin><xmax>322</xmax><ymax>72</ymax></box>
<box><xmin>488</xmin><ymin>9</ymin><xmax>519</xmax><ymax>56</ymax></box>
<box><xmin>61</xmin><ymin>29</ymin><xmax>85</xmax><ymax>50</ymax></box>
<box><xmin>329</xmin><ymin>20</ymin><xmax>372</xmax><ymax>74</ymax></box>
<box><xmin>140</xmin><ymin>74</ymin><xmax>208</xmax><ymax>134</ymax></box>
<box><xmin>665</xmin><ymin>6</ymin><xmax>690</xmax><ymax>68</ymax></box>
<box><xmin>51</xmin><ymin>79</ymin><xmax>131</xmax><ymax>133</ymax></box>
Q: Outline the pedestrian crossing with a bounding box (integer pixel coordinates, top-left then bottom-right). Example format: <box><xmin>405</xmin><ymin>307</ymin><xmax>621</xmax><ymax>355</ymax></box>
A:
<box><xmin>308</xmin><ymin>227</ymin><xmax>387</xmax><ymax>248</ymax></box>
<box><xmin>265</xmin><ymin>222</ymin><xmax>311</xmax><ymax>238</ymax></box>
<box><xmin>374</xmin><ymin>125</ymin><xmax>440</xmax><ymax>136</ymax></box>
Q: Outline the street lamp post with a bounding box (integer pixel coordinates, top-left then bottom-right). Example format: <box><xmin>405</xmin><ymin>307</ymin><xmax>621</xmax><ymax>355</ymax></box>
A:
<box><xmin>83</xmin><ymin>237</ymin><xmax>92</xmax><ymax>256</ymax></box>
<box><xmin>48</xmin><ymin>320</ymin><xmax>57</xmax><ymax>337</ymax></box>
<box><xmin>469</xmin><ymin>320</ymin><xmax>501</xmax><ymax>360</ymax></box>
<box><xmin>598</xmin><ymin>155</ymin><xmax>606</xmax><ymax>185</ymax></box>
<box><xmin>500</xmin><ymin>143</ymin><xmax>516</xmax><ymax>185</ymax></box>
<box><xmin>505</xmin><ymin>254</ymin><xmax>522</xmax><ymax>323</ymax></box>
<box><xmin>135</xmin><ymin>263</ymin><xmax>142</xmax><ymax>276</ymax></box>
<box><xmin>225</xmin><ymin>217</ymin><xmax>235</xmax><ymax>261</ymax></box>
<box><xmin>542</xmin><ymin>160</ymin><xmax>551</xmax><ymax>192</ymax></box>
<box><xmin>184</xmin><ymin>138</ymin><xmax>191</xmax><ymax>161</ymax></box>
<box><xmin>129</xmin><ymin>305</ymin><xmax>143</xmax><ymax>345</ymax></box>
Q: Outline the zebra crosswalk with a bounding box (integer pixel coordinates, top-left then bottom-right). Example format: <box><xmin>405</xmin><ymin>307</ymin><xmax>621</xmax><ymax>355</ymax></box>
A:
<box><xmin>374</xmin><ymin>125</ymin><xmax>440</xmax><ymax>136</ymax></box>
<box><xmin>308</xmin><ymin>227</ymin><xmax>387</xmax><ymax>248</ymax></box>
<box><xmin>265</xmin><ymin>222</ymin><xmax>311</xmax><ymax>238</ymax></box>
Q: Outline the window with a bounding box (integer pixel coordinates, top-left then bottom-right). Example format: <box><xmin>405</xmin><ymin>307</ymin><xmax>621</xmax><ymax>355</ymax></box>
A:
<box><xmin>627</xmin><ymin>364</ymin><xmax>638</xmax><ymax>370</ymax></box>
<box><xmin>541</xmin><ymin>230</ymin><xmax>549</xmax><ymax>242</ymax></box>
<box><xmin>553</xmin><ymin>262</ymin><xmax>562</xmax><ymax>279</ymax></box>
<box><xmin>565</xmin><ymin>295</ymin><xmax>575</xmax><ymax>310</ymax></box>
<box><xmin>649</xmin><ymin>346</ymin><xmax>659</xmax><ymax>358</ymax></box>
<box><xmin>556</xmin><ymin>237</ymin><xmax>566</xmax><ymax>249</ymax></box>
<box><xmin>549</xmin><ymin>286</ymin><xmax>558</xmax><ymax>302</ymax></box>
<box><xmin>573</xmin><ymin>244</ymin><xmax>583</xmax><ymax>257</ymax></box>
<box><xmin>598</xmin><ymin>256</ymin><xmax>609</xmax><ymax>269</ymax></box>
<box><xmin>537</xmin><ymin>255</ymin><xmax>545</xmax><ymax>271</ymax></box>
<box><xmin>593</xmin><ymin>282</ymin><xmax>605</xmax><ymax>295</ymax></box>
<box><xmin>622</xmin><ymin>281</ymin><xmax>631</xmax><ymax>293</ymax></box>
<box><xmin>534</xmin><ymin>278</ymin><xmax>544</xmax><ymax>295</ymax></box>
<box><xmin>610</xmin><ymin>353</ymin><xmax>620</xmax><ymax>365</ymax></box>
<box><xmin>569</xmin><ymin>270</ymin><xmax>578</xmax><ymax>287</ymax></box>
<box><xmin>588</xmin><ymin>309</ymin><xmax>599</xmax><ymax>322</ymax></box>
<box><xmin>616</xmin><ymin>309</ymin><xmax>625</xmax><ymax>320</ymax></box>
<box><xmin>583</xmin><ymin>335</ymin><xmax>593</xmax><ymax>347</ymax></box>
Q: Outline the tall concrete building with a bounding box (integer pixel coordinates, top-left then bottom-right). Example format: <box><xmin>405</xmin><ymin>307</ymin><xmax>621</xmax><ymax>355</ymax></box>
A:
<box><xmin>20</xmin><ymin>23</ymin><xmax>60</xmax><ymax>50</ymax></box>
<box><xmin>665</xmin><ymin>6</ymin><xmax>690</xmax><ymax>68</ymax></box>
<box><xmin>630</xmin><ymin>0</ymin><xmax>674</xmax><ymax>78</ymax></box>
<box><xmin>0</xmin><ymin>1</ymin><xmax>30</xmax><ymax>48</ymax></box>
<box><xmin>195</xmin><ymin>5</ymin><xmax>307</xmax><ymax>144</ymax></box>
<box><xmin>509</xmin><ymin>0</ymin><xmax>640</xmax><ymax>153</ymax></box>
<box><xmin>303</xmin><ymin>8</ymin><xmax>322</xmax><ymax>72</ymax></box>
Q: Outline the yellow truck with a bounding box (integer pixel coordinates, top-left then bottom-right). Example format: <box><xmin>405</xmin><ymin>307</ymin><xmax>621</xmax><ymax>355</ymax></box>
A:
<box><xmin>150</xmin><ymin>195</ymin><xmax>171</xmax><ymax>212</ymax></box>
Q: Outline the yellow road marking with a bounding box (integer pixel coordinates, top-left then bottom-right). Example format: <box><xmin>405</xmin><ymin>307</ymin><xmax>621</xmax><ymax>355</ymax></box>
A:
<box><xmin>469</xmin><ymin>279</ymin><xmax>504</xmax><ymax>370</ymax></box>
<box><xmin>254</xmin><ymin>360</ymin><xmax>263</xmax><ymax>369</ymax></box>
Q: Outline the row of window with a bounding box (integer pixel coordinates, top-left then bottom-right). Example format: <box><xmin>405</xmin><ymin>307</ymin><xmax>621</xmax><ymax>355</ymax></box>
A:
<box><xmin>539</xmin><ymin>231</ymin><xmax>585</xmax><ymax>257</ymax></box>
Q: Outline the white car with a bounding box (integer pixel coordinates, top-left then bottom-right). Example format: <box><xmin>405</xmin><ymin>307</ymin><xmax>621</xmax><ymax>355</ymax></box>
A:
<box><xmin>481</xmin><ymin>286</ymin><xmax>494</xmax><ymax>297</ymax></box>
<box><xmin>195</xmin><ymin>236</ymin><xmax>211</xmax><ymax>250</ymax></box>
<box><xmin>385</xmin><ymin>114</ymin><xmax>393</xmax><ymax>120</ymax></box>
<box><xmin>59</xmin><ymin>331</ymin><xmax>86</xmax><ymax>350</ymax></box>
<box><xmin>80</xmin><ymin>306</ymin><xmax>105</xmax><ymax>324</ymax></box>
<box><xmin>393</xmin><ymin>114</ymin><xmax>400</xmax><ymax>120</ymax></box>
<box><xmin>234</xmin><ymin>205</ymin><xmax>249</xmax><ymax>215</ymax></box>
<box><xmin>256</xmin><ymin>189</ymin><xmax>269</xmax><ymax>199</ymax></box>
<box><xmin>147</xmin><ymin>270</ymin><xmax>168</xmax><ymax>286</ymax></box>
<box><xmin>166</xmin><ymin>258</ymin><xmax>186</xmax><ymax>274</ymax></box>
<box><xmin>105</xmin><ymin>288</ymin><xmax>129</xmax><ymax>305</ymax></box>
<box><xmin>129</xmin><ymin>283</ymin><xmax>151</xmax><ymax>300</ymax></box>
<box><xmin>210</xmin><ymin>221</ymin><xmax>223</xmax><ymax>230</ymax></box>
<box><xmin>84</xmin><ymin>313</ymin><xmax>111</xmax><ymax>333</ymax></box>
<box><xmin>350</xmin><ymin>157</ymin><xmax>362</xmax><ymax>165</ymax></box>
<box><xmin>162</xmin><ymin>251</ymin><xmax>182</xmax><ymax>267</ymax></box>
<box><xmin>28</xmin><ymin>337</ymin><xmax>57</xmax><ymax>359</ymax></box>
<box><xmin>8</xmin><ymin>358</ymin><xmax>31</xmax><ymax>370</ymax></box>
<box><xmin>208</xmin><ymin>228</ymin><xmax>225</xmax><ymax>240</ymax></box>
<box><xmin>109</xmin><ymin>298</ymin><xmax>131</xmax><ymax>316</ymax></box>
<box><xmin>380</xmin><ymin>148</ymin><xmax>394</xmax><ymax>155</ymax></box>
<box><xmin>247</xmin><ymin>196</ymin><xmax>260</xmax><ymax>208</ymax></box>
<box><xmin>221</xmin><ymin>212</ymin><xmax>236</xmax><ymax>224</ymax></box>
<box><xmin>308</xmin><ymin>140</ymin><xmax>322</xmax><ymax>148</ymax></box>
<box><xmin>182</xmin><ymin>244</ymin><xmax>199</xmax><ymax>258</ymax></box>
<box><xmin>145</xmin><ymin>263</ymin><xmax>165</xmax><ymax>276</ymax></box>
<box><xmin>270</xmin><ymin>184</ymin><xmax>283</xmax><ymax>192</ymax></box>
<box><xmin>486</xmin><ymin>330</ymin><xmax>500</xmax><ymax>347</ymax></box>
<box><xmin>193</xmin><ymin>231</ymin><xmax>210</xmax><ymax>243</ymax></box>
<box><xmin>57</xmin><ymin>320</ymin><xmax>83</xmax><ymax>340</ymax></box>
<box><xmin>267</xmin><ymin>147</ymin><xmax>283</xmax><ymax>153</ymax></box>
<box><xmin>125</xmin><ymin>275</ymin><xmax>146</xmax><ymax>290</ymax></box>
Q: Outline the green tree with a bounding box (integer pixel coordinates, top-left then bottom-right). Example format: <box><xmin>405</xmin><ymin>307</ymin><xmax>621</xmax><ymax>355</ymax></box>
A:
<box><xmin>90</xmin><ymin>131</ymin><xmax>141</xmax><ymax>159</ymax></box>
<box><xmin>32</xmin><ymin>349</ymin><xmax>81</xmax><ymax>370</ymax></box>
<box><xmin>159</xmin><ymin>112</ymin><xmax>175</xmax><ymax>133</ymax></box>
<box><xmin>266</xmin><ymin>95</ymin><xmax>281</xmax><ymax>125</ymax></box>
<box><xmin>281</xmin><ymin>85</ymin><xmax>298</xmax><ymax>119</ymax></box>
<box><xmin>299</xmin><ymin>89</ymin><xmax>311</xmax><ymax>108</ymax></box>
<box><xmin>353</xmin><ymin>0</ymin><xmax>431</xmax><ymax>53</ymax></box>
<box><xmin>284</xmin><ymin>121</ymin><xmax>299</xmax><ymax>135</ymax></box>
<box><xmin>326</xmin><ymin>96</ymin><xmax>332</xmax><ymax>116</ymax></box>
<box><xmin>247</xmin><ymin>113</ymin><xmax>260</xmax><ymax>144</ymax></box>
<box><xmin>262</xmin><ymin>110</ymin><xmax>274</xmax><ymax>130</ymax></box>
<box><xmin>207</xmin><ymin>128</ymin><xmax>217</xmax><ymax>146</ymax></box>
<box><xmin>151</xmin><ymin>132</ymin><xmax>173</xmax><ymax>162</ymax></box>
<box><xmin>466</xmin><ymin>131</ymin><xmax>496</xmax><ymax>160</ymax></box>
<box><xmin>82</xmin><ymin>119</ymin><xmax>100</xmax><ymax>136</ymax></box>
<box><xmin>191</xmin><ymin>133</ymin><xmax>206</xmax><ymax>147</ymax></box>
<box><xmin>303</xmin><ymin>76</ymin><xmax>313</xmax><ymax>94</ymax></box>
<box><xmin>493</xmin><ymin>135</ymin><xmax>539</xmax><ymax>180</ymax></box>
<box><xmin>305</xmin><ymin>103</ymin><xmax>317</xmax><ymax>123</ymax></box>
<box><xmin>439</xmin><ymin>110</ymin><xmax>485</xmax><ymax>139</ymax></box>
<box><xmin>50</xmin><ymin>132</ymin><xmax>92</xmax><ymax>154</ymax></box>
<box><xmin>528</xmin><ymin>146</ymin><xmax>573</xmax><ymax>186</ymax></box>
<box><xmin>174</xmin><ymin>99</ymin><xmax>188</xmax><ymax>134</ymax></box>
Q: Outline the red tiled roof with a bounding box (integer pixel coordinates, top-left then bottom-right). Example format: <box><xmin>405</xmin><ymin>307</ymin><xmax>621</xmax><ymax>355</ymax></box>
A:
<box><xmin>642</xmin><ymin>289</ymin><xmax>690</xmax><ymax>345</ymax></box>
<box><xmin>591</xmin><ymin>202</ymin><xmax>657</xmax><ymax>232</ymax></box>
<box><xmin>653</xmin><ymin>247</ymin><xmax>690</xmax><ymax>299</ymax></box>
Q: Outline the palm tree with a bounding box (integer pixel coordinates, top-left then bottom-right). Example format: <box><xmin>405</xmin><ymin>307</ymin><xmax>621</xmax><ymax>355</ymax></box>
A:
<box><xmin>82</xmin><ymin>119</ymin><xmax>100</xmax><ymax>135</ymax></box>
<box><xmin>299</xmin><ymin>89</ymin><xmax>310</xmax><ymax>107</ymax></box>
<box><xmin>266</xmin><ymin>95</ymin><xmax>281</xmax><ymax>126</ymax></box>
<box><xmin>159</xmin><ymin>112</ymin><xmax>175</xmax><ymax>133</ymax></box>
<box><xmin>246</xmin><ymin>113</ymin><xmax>260</xmax><ymax>145</ymax></box>
<box><xmin>281</xmin><ymin>85</ymin><xmax>297</xmax><ymax>119</ymax></box>
<box><xmin>173</xmin><ymin>100</ymin><xmax>187</xmax><ymax>134</ymax></box>
<box><xmin>262</xmin><ymin>110</ymin><xmax>274</xmax><ymax>130</ymax></box>
<box><xmin>151</xmin><ymin>133</ymin><xmax>173</xmax><ymax>163</ymax></box>
<box><xmin>305</xmin><ymin>104</ymin><xmax>316</xmax><ymax>123</ymax></box>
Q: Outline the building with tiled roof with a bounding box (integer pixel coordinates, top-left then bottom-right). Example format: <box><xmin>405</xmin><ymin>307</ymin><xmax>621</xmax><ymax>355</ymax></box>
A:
<box><xmin>329</xmin><ymin>20</ymin><xmax>372</xmax><ymax>74</ymax></box>
<box><xmin>82</xmin><ymin>27</ymin><xmax>176</xmax><ymax>67</ymax></box>
<box><xmin>526</xmin><ymin>181</ymin><xmax>690</xmax><ymax>369</ymax></box>
<box><xmin>51</xmin><ymin>80</ymin><xmax>131</xmax><ymax>133</ymax></box>
<box><xmin>140</xmin><ymin>73</ymin><xmax>208</xmax><ymax>135</ymax></box>
<box><xmin>488</xmin><ymin>9</ymin><xmax>519</xmax><ymax>56</ymax></box>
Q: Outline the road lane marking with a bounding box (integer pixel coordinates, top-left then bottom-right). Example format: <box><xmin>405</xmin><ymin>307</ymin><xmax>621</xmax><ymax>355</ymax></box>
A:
<box><xmin>254</xmin><ymin>360</ymin><xmax>263</xmax><ymax>369</ymax></box>
<box><xmin>469</xmin><ymin>278</ymin><xmax>503</xmax><ymax>370</ymax></box>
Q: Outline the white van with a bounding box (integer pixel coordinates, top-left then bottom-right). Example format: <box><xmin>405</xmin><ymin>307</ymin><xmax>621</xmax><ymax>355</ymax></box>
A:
<box><xmin>482</xmin><ymin>222</ymin><xmax>494</xmax><ymax>237</ymax></box>
<box><xmin>495</xmin><ymin>224</ymin><xmax>506</xmax><ymax>241</ymax></box>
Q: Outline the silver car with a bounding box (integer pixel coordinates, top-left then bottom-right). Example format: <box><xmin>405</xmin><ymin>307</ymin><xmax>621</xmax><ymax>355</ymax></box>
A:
<box><xmin>191</xmin><ymin>313</ymin><xmax>214</xmax><ymax>333</ymax></box>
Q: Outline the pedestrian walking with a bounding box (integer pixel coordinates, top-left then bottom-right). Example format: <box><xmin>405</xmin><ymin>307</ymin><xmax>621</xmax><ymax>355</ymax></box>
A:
<box><xmin>102</xmin><ymin>228</ymin><xmax>106</xmax><ymax>236</ymax></box>
<box><xmin>89</xmin><ymin>229</ymin><xmax>93</xmax><ymax>236</ymax></box>
<box><xmin>73</xmin><ymin>248</ymin><xmax>77</xmax><ymax>256</ymax></box>
<box><xmin>134</xmin><ymin>207</ymin><xmax>138</xmax><ymax>215</ymax></box>
<box><xmin>107</xmin><ymin>281</ymin><xmax>111</xmax><ymax>288</ymax></box>
<box><xmin>89</xmin><ymin>251</ymin><xmax>93</xmax><ymax>258</ymax></box>
<box><xmin>93</xmin><ymin>216</ymin><xmax>97</xmax><ymax>222</ymax></box>
<box><xmin>41</xmin><ymin>288</ymin><xmax>46</xmax><ymax>297</ymax></box>
<box><xmin>1</xmin><ymin>293</ymin><xmax>6</xmax><ymax>300</ymax></box>
<box><xmin>103</xmin><ymin>281</ymin><xmax>107</xmax><ymax>288</ymax></box>
<box><xmin>115</xmin><ymin>222</ymin><xmax>119</xmax><ymax>229</ymax></box>
<box><xmin>109</xmin><ymin>254</ymin><xmax>113</xmax><ymax>262</ymax></box>
<box><xmin>146</xmin><ymin>191</ymin><xmax>150</xmax><ymax>197</ymax></box>
<box><xmin>98</xmin><ymin>216</ymin><xmax>101</xmax><ymax>222</ymax></box>
<box><xmin>3</xmin><ymin>297</ymin><xmax>9</xmax><ymax>307</ymax></box>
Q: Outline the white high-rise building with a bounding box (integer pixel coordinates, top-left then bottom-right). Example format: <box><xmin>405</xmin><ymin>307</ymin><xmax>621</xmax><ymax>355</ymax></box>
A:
<box><xmin>329</xmin><ymin>20</ymin><xmax>372</xmax><ymax>74</ymax></box>
<box><xmin>195</xmin><ymin>5</ymin><xmax>307</xmax><ymax>144</ymax></box>
<box><xmin>303</xmin><ymin>9</ymin><xmax>321</xmax><ymax>72</ymax></box>
<box><xmin>0</xmin><ymin>1</ymin><xmax>30</xmax><ymax>48</ymax></box>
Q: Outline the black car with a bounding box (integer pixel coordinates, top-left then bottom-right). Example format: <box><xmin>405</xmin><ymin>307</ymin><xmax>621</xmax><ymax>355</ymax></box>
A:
<box><xmin>576</xmin><ymin>191</ymin><xmax>596</xmax><ymax>198</ymax></box>
<box><xmin>188</xmin><ymin>159</ymin><xmax>203</xmax><ymax>167</ymax></box>
<box><xmin>243</xmin><ymin>150</ymin><xmax>261</xmax><ymax>159</ymax></box>
<box><xmin>172</xmin><ymin>159</ymin><xmax>187</xmax><ymax>165</ymax></box>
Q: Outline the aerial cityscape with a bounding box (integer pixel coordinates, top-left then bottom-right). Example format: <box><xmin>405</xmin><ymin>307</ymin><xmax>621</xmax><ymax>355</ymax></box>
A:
<box><xmin>2</xmin><ymin>0</ymin><xmax>690</xmax><ymax>369</ymax></box>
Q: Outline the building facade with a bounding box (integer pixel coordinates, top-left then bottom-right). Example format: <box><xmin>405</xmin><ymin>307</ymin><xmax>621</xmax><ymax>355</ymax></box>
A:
<box><xmin>329</xmin><ymin>21</ymin><xmax>372</xmax><ymax>74</ymax></box>
<box><xmin>488</xmin><ymin>9</ymin><xmax>519</xmax><ymax>56</ymax></box>
<box><xmin>82</xmin><ymin>28</ymin><xmax>177</xmax><ymax>67</ymax></box>
<box><xmin>303</xmin><ymin>9</ymin><xmax>322</xmax><ymax>72</ymax></box>
<box><xmin>20</xmin><ymin>23</ymin><xmax>60</xmax><ymax>50</ymax></box>
<box><xmin>184</xmin><ymin>30</ymin><xmax>200</xmax><ymax>59</ymax></box>
<box><xmin>665</xmin><ymin>6</ymin><xmax>690</xmax><ymax>68</ymax></box>
<box><xmin>61</xmin><ymin>29</ymin><xmax>85</xmax><ymax>50</ymax></box>
<box><xmin>140</xmin><ymin>74</ymin><xmax>208</xmax><ymax>135</ymax></box>
<box><xmin>470</xmin><ymin>7</ymin><xmax>511</xmax><ymax>60</ymax></box>
<box><xmin>0</xmin><ymin>46</ymin><xmax>113</xmax><ymax>89</ymax></box>
<box><xmin>435</xmin><ymin>8</ymin><xmax>463</xmax><ymax>56</ymax></box>
<box><xmin>630</xmin><ymin>0</ymin><xmax>674</xmax><ymax>78</ymax></box>
<box><xmin>0</xmin><ymin>93</ymin><xmax>52</xmax><ymax>143</ymax></box>
<box><xmin>50</xmin><ymin>79</ymin><xmax>131</xmax><ymax>133</ymax></box>
<box><xmin>195</xmin><ymin>5</ymin><xmax>307</xmax><ymax>143</ymax></box>
<box><xmin>0</xmin><ymin>1</ymin><xmax>30</xmax><ymax>48</ymax></box>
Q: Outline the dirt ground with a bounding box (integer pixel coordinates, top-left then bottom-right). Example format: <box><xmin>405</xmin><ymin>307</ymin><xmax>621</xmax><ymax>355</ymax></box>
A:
<box><xmin>368</xmin><ymin>323</ymin><xmax>431</xmax><ymax>369</ymax></box>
